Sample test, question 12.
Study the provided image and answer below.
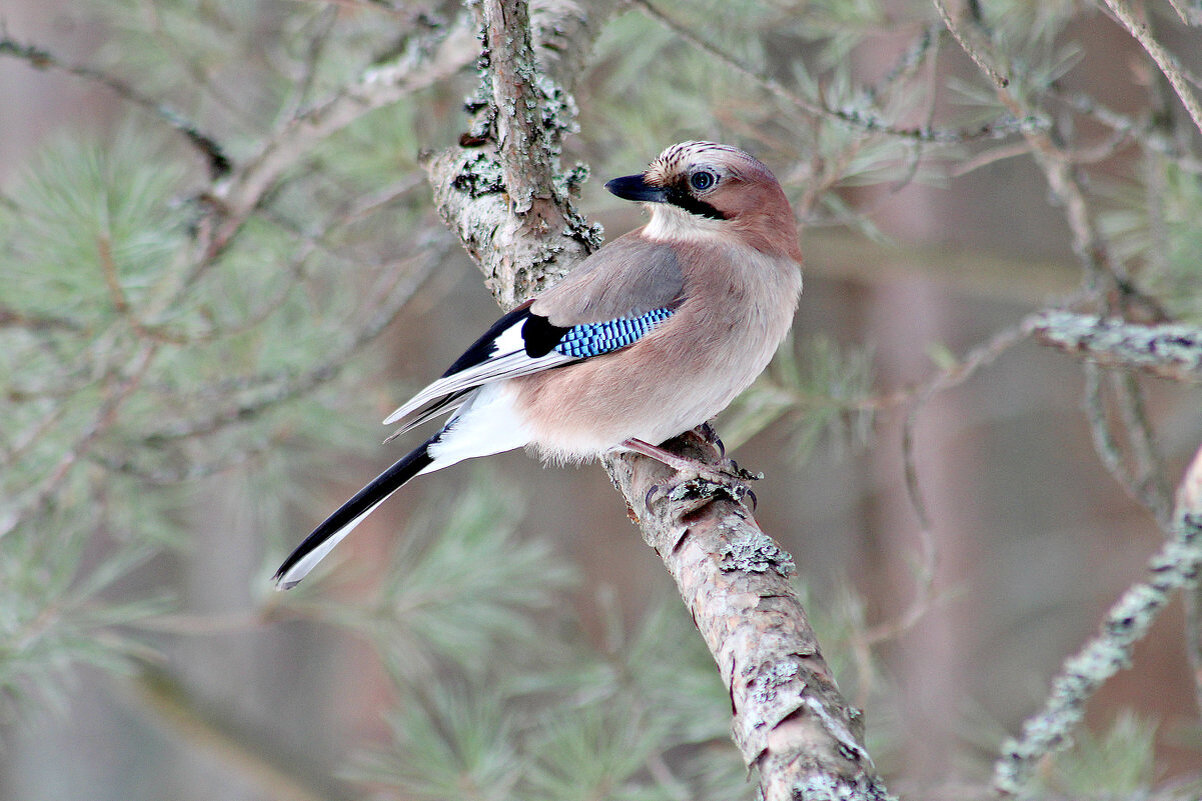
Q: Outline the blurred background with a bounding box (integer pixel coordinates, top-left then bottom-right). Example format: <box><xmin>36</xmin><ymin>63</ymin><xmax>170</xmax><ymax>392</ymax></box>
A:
<box><xmin>2</xmin><ymin>1</ymin><xmax>1201</xmax><ymax>799</ymax></box>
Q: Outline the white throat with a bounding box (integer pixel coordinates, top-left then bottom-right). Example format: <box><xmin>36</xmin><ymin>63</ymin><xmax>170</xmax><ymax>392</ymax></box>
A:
<box><xmin>641</xmin><ymin>203</ymin><xmax>728</xmax><ymax>243</ymax></box>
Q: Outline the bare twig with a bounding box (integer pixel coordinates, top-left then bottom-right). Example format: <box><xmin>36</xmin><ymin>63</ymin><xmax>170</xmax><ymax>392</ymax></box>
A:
<box><xmin>1083</xmin><ymin>362</ymin><xmax>1131</xmax><ymax>497</ymax></box>
<box><xmin>0</xmin><ymin>32</ymin><xmax>231</xmax><ymax>178</ymax></box>
<box><xmin>200</xmin><ymin>16</ymin><xmax>477</xmax><ymax>261</ymax></box>
<box><xmin>902</xmin><ymin>314</ymin><xmax>1041</xmax><ymax>532</ymax></box>
<box><xmin>633</xmin><ymin>0</ymin><xmax>1028</xmax><ymax>144</ymax></box>
<box><xmin>993</xmin><ymin>442</ymin><xmax>1202</xmax><ymax>796</ymax></box>
<box><xmin>1109</xmin><ymin>371</ymin><xmax>1173</xmax><ymax>525</ymax></box>
<box><xmin>1080</xmin><ymin>363</ymin><xmax>1172</xmax><ymax>528</ymax></box>
<box><xmin>1097</xmin><ymin>0</ymin><xmax>1202</xmax><ymax>137</ymax></box>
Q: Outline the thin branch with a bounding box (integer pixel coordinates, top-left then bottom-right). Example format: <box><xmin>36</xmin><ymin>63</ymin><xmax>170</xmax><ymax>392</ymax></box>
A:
<box><xmin>1163</xmin><ymin>0</ymin><xmax>1202</xmax><ymax>26</ymax></box>
<box><xmin>199</xmin><ymin>16</ymin><xmax>478</xmax><ymax>261</ymax></box>
<box><xmin>1052</xmin><ymin>89</ymin><xmax>1202</xmax><ymax>174</ymax></box>
<box><xmin>143</xmin><ymin>243</ymin><xmax>444</xmax><ymax>442</ymax></box>
<box><xmin>1097</xmin><ymin>0</ymin><xmax>1202</xmax><ymax>137</ymax></box>
<box><xmin>993</xmin><ymin>442</ymin><xmax>1202</xmax><ymax>796</ymax></box>
<box><xmin>0</xmin><ymin>304</ymin><xmax>83</xmax><ymax>332</ymax></box>
<box><xmin>932</xmin><ymin>0</ymin><xmax>1162</xmax><ymax>312</ymax></box>
<box><xmin>929</xmin><ymin>0</ymin><xmax>1008</xmax><ymax>88</ymax></box>
<box><xmin>1033</xmin><ymin>311</ymin><xmax>1202</xmax><ymax>383</ymax></box>
<box><xmin>1083</xmin><ymin>362</ymin><xmax>1132</xmax><ymax>500</ymax></box>
<box><xmin>865</xmin><ymin>24</ymin><xmax>944</xmax><ymax>106</ymax></box>
<box><xmin>902</xmin><ymin>314</ymin><xmax>1041</xmax><ymax>531</ymax></box>
<box><xmin>1109</xmin><ymin>371</ymin><xmax>1173</xmax><ymax>526</ymax></box>
<box><xmin>0</xmin><ymin>31</ymin><xmax>231</xmax><ymax>178</ymax></box>
<box><xmin>137</xmin><ymin>0</ymin><xmax>260</xmax><ymax>131</ymax></box>
<box><xmin>0</xmin><ymin>343</ymin><xmax>158</xmax><ymax>540</ymax></box>
<box><xmin>633</xmin><ymin>0</ymin><xmax>1029</xmax><ymax>144</ymax></box>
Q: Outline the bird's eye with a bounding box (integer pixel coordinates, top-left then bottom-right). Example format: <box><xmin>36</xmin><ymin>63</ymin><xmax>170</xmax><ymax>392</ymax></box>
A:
<box><xmin>689</xmin><ymin>170</ymin><xmax>717</xmax><ymax>191</ymax></box>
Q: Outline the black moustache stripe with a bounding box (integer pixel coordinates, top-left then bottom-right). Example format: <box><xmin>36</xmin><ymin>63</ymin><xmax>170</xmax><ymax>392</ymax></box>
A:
<box><xmin>666</xmin><ymin>187</ymin><xmax>727</xmax><ymax>220</ymax></box>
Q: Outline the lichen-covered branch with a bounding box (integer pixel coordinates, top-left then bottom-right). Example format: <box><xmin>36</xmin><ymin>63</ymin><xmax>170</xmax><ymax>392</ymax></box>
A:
<box><xmin>993</xmin><ymin>443</ymin><xmax>1202</xmax><ymax>796</ymax></box>
<box><xmin>421</xmin><ymin>1</ymin><xmax>893</xmax><ymax>798</ymax></box>
<box><xmin>606</xmin><ymin>440</ymin><xmax>893</xmax><ymax>800</ymax></box>
<box><xmin>1033</xmin><ymin>311</ymin><xmax>1202</xmax><ymax>383</ymax></box>
<box><xmin>422</xmin><ymin>0</ymin><xmax>602</xmax><ymax>308</ymax></box>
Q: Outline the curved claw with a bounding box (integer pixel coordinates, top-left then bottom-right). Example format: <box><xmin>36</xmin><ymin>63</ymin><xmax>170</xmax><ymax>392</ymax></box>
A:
<box><xmin>696</xmin><ymin>421</ymin><xmax>726</xmax><ymax>457</ymax></box>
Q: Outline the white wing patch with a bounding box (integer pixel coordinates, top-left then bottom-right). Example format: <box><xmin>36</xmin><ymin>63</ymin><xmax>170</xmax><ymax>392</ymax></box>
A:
<box><xmin>382</xmin><ymin>316</ymin><xmax>575</xmax><ymax>428</ymax></box>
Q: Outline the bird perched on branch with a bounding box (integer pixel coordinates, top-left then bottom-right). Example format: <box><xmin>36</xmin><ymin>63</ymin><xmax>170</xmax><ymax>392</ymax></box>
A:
<box><xmin>274</xmin><ymin>141</ymin><xmax>803</xmax><ymax>589</ymax></box>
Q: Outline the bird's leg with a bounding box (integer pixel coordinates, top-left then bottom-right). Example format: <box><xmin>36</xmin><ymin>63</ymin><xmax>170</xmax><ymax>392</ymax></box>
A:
<box><xmin>619</xmin><ymin>437</ymin><xmax>756</xmax><ymax>484</ymax></box>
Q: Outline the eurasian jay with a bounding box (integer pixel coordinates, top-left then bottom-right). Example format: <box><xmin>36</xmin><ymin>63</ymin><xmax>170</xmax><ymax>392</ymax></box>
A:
<box><xmin>274</xmin><ymin>141</ymin><xmax>803</xmax><ymax>589</ymax></box>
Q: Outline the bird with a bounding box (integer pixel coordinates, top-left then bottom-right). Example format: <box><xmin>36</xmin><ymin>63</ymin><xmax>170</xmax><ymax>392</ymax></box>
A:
<box><xmin>273</xmin><ymin>141</ymin><xmax>803</xmax><ymax>589</ymax></box>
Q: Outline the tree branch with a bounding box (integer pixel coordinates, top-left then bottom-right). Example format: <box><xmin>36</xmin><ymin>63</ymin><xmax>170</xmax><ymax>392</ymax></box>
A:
<box><xmin>993</xmin><ymin>441</ymin><xmax>1202</xmax><ymax>796</ymax></box>
<box><xmin>421</xmin><ymin>1</ymin><xmax>894</xmax><ymax>798</ymax></box>
<box><xmin>1096</xmin><ymin>0</ymin><xmax>1202</xmax><ymax>138</ymax></box>
<box><xmin>932</xmin><ymin>0</ymin><xmax>1153</xmax><ymax>310</ymax></box>
<box><xmin>1033</xmin><ymin>311</ymin><xmax>1202</xmax><ymax>383</ymax></box>
<box><xmin>605</xmin><ymin>440</ymin><xmax>893</xmax><ymax>800</ymax></box>
<box><xmin>0</xmin><ymin>31</ymin><xmax>231</xmax><ymax>178</ymax></box>
<box><xmin>200</xmin><ymin>16</ymin><xmax>478</xmax><ymax>262</ymax></box>
<box><xmin>634</xmin><ymin>0</ymin><xmax>1028</xmax><ymax>144</ymax></box>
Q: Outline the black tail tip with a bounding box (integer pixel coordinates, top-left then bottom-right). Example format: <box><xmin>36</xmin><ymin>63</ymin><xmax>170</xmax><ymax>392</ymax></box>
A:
<box><xmin>272</xmin><ymin>568</ymin><xmax>301</xmax><ymax>591</ymax></box>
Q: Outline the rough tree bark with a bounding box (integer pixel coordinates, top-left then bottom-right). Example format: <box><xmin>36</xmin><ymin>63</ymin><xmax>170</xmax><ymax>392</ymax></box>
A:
<box><xmin>422</xmin><ymin>1</ymin><xmax>894</xmax><ymax>798</ymax></box>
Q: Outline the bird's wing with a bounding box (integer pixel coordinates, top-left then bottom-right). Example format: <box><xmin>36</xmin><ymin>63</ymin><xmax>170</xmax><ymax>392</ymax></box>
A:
<box><xmin>530</xmin><ymin>230</ymin><xmax>685</xmax><ymax>325</ymax></box>
<box><xmin>382</xmin><ymin>236</ymin><xmax>686</xmax><ymax>432</ymax></box>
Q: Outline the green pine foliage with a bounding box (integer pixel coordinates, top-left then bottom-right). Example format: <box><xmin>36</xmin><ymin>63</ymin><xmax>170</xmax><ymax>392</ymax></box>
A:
<box><xmin>721</xmin><ymin>333</ymin><xmax>876</xmax><ymax>461</ymax></box>
<box><xmin>0</xmin><ymin>0</ymin><xmax>459</xmax><ymax>719</ymax></box>
<box><xmin>1039</xmin><ymin>711</ymin><xmax>1161</xmax><ymax>800</ymax></box>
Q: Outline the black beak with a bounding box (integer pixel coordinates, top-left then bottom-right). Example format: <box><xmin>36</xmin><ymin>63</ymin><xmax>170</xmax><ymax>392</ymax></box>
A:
<box><xmin>605</xmin><ymin>174</ymin><xmax>669</xmax><ymax>203</ymax></box>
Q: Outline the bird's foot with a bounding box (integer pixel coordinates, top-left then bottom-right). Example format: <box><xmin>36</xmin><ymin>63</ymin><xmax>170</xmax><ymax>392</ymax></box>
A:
<box><xmin>681</xmin><ymin>421</ymin><xmax>726</xmax><ymax>457</ymax></box>
<box><xmin>620</xmin><ymin>437</ymin><xmax>760</xmax><ymax>511</ymax></box>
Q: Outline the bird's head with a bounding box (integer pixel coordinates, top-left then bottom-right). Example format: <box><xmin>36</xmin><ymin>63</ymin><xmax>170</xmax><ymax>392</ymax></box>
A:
<box><xmin>605</xmin><ymin>141</ymin><xmax>801</xmax><ymax>261</ymax></box>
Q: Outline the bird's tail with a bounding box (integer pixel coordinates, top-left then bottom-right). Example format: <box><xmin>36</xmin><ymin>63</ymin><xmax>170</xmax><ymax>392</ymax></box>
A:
<box><xmin>273</xmin><ymin>437</ymin><xmax>436</xmax><ymax>590</ymax></box>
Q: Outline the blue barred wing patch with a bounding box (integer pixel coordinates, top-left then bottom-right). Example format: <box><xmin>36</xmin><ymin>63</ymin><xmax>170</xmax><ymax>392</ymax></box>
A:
<box><xmin>553</xmin><ymin>307</ymin><xmax>676</xmax><ymax>359</ymax></box>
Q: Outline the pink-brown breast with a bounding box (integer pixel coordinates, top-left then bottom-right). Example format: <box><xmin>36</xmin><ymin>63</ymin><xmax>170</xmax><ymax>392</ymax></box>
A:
<box><xmin>509</xmin><ymin>239</ymin><xmax>801</xmax><ymax>463</ymax></box>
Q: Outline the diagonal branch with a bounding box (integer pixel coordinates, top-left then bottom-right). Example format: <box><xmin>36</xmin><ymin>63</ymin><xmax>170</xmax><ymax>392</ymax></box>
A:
<box><xmin>422</xmin><ymin>1</ymin><xmax>894</xmax><ymax>798</ymax></box>
<box><xmin>635</xmin><ymin>0</ymin><xmax>1027</xmax><ymax>144</ymax></box>
<box><xmin>0</xmin><ymin>32</ymin><xmax>231</xmax><ymax>178</ymax></box>
<box><xmin>199</xmin><ymin>17</ymin><xmax>478</xmax><ymax>262</ymax></box>
<box><xmin>993</xmin><ymin>442</ymin><xmax>1202</xmax><ymax>796</ymax></box>
<box><xmin>1096</xmin><ymin>0</ymin><xmax>1202</xmax><ymax>138</ymax></box>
